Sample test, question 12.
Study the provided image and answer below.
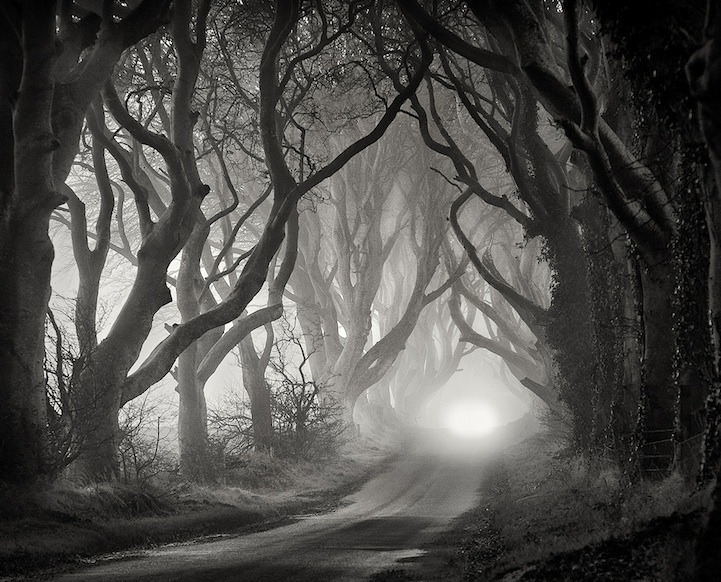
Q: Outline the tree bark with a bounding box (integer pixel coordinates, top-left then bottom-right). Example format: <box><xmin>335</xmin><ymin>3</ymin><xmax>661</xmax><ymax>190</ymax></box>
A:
<box><xmin>177</xmin><ymin>343</ymin><xmax>209</xmax><ymax>481</ymax></box>
<box><xmin>72</xmin><ymin>259</ymin><xmax>174</xmax><ymax>479</ymax></box>
<box><xmin>686</xmin><ymin>2</ymin><xmax>721</xmax><ymax>576</ymax></box>
<box><xmin>0</xmin><ymin>1</ymin><xmax>62</xmax><ymax>484</ymax></box>
<box><xmin>637</xmin><ymin>260</ymin><xmax>678</xmax><ymax>477</ymax></box>
<box><xmin>545</xmin><ymin>217</ymin><xmax>597</xmax><ymax>448</ymax></box>
<box><xmin>239</xmin><ymin>334</ymin><xmax>274</xmax><ymax>453</ymax></box>
<box><xmin>176</xmin><ymin>223</ymin><xmax>211</xmax><ymax>482</ymax></box>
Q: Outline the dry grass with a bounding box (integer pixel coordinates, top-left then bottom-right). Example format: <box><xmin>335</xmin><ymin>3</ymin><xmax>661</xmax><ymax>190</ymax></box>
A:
<box><xmin>444</xmin><ymin>429</ymin><xmax>707</xmax><ymax>581</ymax></box>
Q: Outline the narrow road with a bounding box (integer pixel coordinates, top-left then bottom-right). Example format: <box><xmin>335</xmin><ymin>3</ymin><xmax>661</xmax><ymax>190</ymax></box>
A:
<box><xmin>52</xmin><ymin>431</ymin><xmax>493</xmax><ymax>582</ymax></box>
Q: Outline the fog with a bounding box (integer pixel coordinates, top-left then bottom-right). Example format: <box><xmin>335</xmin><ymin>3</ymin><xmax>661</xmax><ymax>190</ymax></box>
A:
<box><xmin>2</xmin><ymin>1</ymin><xmax>717</xmax><ymax>580</ymax></box>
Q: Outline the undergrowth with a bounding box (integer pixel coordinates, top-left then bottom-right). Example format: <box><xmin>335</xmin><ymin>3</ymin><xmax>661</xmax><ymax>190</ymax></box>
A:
<box><xmin>454</xmin><ymin>431</ymin><xmax>707</xmax><ymax>581</ymax></box>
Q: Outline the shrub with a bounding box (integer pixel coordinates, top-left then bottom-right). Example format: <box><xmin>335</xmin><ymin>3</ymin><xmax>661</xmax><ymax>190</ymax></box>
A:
<box><xmin>117</xmin><ymin>394</ymin><xmax>177</xmax><ymax>486</ymax></box>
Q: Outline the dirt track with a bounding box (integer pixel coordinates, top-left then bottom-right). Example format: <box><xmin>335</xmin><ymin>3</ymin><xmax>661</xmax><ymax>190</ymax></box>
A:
<box><xmin>50</xmin><ymin>430</ymin><xmax>494</xmax><ymax>582</ymax></box>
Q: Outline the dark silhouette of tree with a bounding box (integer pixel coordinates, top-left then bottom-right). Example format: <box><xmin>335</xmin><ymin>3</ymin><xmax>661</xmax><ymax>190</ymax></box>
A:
<box><xmin>0</xmin><ymin>0</ymin><xmax>171</xmax><ymax>485</ymax></box>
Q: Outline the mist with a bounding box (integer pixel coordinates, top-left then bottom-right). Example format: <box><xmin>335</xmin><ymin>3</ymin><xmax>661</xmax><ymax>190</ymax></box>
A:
<box><xmin>1</xmin><ymin>1</ymin><xmax>719</xmax><ymax>580</ymax></box>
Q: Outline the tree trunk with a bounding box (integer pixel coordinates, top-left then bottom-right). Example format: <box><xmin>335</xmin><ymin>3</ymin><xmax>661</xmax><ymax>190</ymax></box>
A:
<box><xmin>545</xmin><ymin>219</ymin><xmax>596</xmax><ymax>449</ymax></box>
<box><xmin>609</xmin><ymin>229</ymin><xmax>644</xmax><ymax>460</ymax></box>
<box><xmin>177</xmin><ymin>344</ymin><xmax>209</xmax><ymax>481</ymax></box>
<box><xmin>686</xmin><ymin>6</ymin><xmax>721</xmax><ymax>576</ymax></box>
<box><xmin>323</xmin><ymin>308</ymin><xmax>372</xmax><ymax>424</ymax></box>
<box><xmin>294</xmin><ymin>292</ymin><xmax>328</xmax><ymax>382</ymax></box>
<box><xmin>70</xmin><ymin>374</ymin><xmax>121</xmax><ymax>481</ymax></box>
<box><xmin>0</xmin><ymin>226</ymin><xmax>55</xmax><ymax>483</ymax></box>
<box><xmin>638</xmin><ymin>260</ymin><xmax>678</xmax><ymax>478</ymax></box>
<box><xmin>0</xmin><ymin>1</ymin><xmax>59</xmax><ymax>485</ymax></box>
<box><xmin>72</xmin><ymin>264</ymin><xmax>173</xmax><ymax>480</ymax></box>
<box><xmin>675</xmin><ymin>161</ymin><xmax>713</xmax><ymax>480</ymax></box>
<box><xmin>239</xmin><ymin>334</ymin><xmax>274</xmax><ymax>453</ymax></box>
<box><xmin>176</xmin><ymin>220</ymin><xmax>212</xmax><ymax>482</ymax></box>
<box><xmin>577</xmin><ymin>199</ymin><xmax>635</xmax><ymax>460</ymax></box>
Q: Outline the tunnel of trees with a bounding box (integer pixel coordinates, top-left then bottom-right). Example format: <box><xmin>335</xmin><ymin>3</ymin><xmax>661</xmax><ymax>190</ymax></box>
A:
<box><xmin>2</xmin><ymin>0</ymin><xmax>721</xmax><ymax>576</ymax></box>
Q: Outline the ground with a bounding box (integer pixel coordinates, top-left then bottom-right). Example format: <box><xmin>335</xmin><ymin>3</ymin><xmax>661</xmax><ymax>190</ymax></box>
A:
<box><xmin>1</xmin><ymin>423</ymin><xmax>710</xmax><ymax>581</ymax></box>
<box><xmin>0</xmin><ymin>436</ymin><xmax>396</xmax><ymax>580</ymax></box>
<box><xmin>374</xmin><ymin>425</ymin><xmax>708</xmax><ymax>581</ymax></box>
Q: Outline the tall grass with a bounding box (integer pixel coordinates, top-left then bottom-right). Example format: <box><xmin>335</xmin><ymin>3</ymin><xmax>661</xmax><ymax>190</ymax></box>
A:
<box><xmin>458</xmin><ymin>430</ymin><xmax>706</xmax><ymax>580</ymax></box>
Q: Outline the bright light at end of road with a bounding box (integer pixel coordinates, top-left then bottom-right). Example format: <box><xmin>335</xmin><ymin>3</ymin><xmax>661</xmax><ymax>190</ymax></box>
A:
<box><xmin>441</xmin><ymin>401</ymin><xmax>499</xmax><ymax>438</ymax></box>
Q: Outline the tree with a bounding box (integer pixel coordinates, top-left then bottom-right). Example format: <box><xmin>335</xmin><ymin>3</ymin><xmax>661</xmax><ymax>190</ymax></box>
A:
<box><xmin>396</xmin><ymin>0</ymin><xmax>693</xmax><ymax>477</ymax></box>
<box><xmin>119</xmin><ymin>0</ymin><xmax>432</xmax><ymax>465</ymax></box>
<box><xmin>382</xmin><ymin>297</ymin><xmax>470</xmax><ymax>424</ymax></box>
<box><xmin>0</xmin><ymin>0</ymin><xmax>171</xmax><ymax>485</ymax></box>
<box><xmin>33</xmin><ymin>0</ymin><xmax>431</xmax><ymax>482</ymax></box>
<box><xmin>685</xmin><ymin>0</ymin><xmax>721</xmax><ymax>576</ymax></box>
<box><xmin>396</xmin><ymin>44</ymin><xmax>597</xmax><ymax>446</ymax></box>
<box><xmin>447</xmin><ymin>205</ymin><xmax>560</xmax><ymax>412</ymax></box>
<box><xmin>238</xmin><ymin>323</ymin><xmax>275</xmax><ymax>453</ymax></box>
<box><xmin>66</xmin><ymin>0</ymin><xmax>212</xmax><ymax>480</ymax></box>
<box><xmin>286</xmin><ymin>121</ymin><xmax>461</xmax><ymax>424</ymax></box>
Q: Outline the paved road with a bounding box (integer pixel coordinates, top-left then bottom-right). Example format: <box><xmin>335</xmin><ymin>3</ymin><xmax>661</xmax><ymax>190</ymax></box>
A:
<box><xmin>52</xmin><ymin>431</ymin><xmax>493</xmax><ymax>582</ymax></box>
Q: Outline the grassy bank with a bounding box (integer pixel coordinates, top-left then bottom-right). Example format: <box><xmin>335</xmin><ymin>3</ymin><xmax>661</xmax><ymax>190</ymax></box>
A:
<box><xmin>0</xmin><ymin>437</ymin><xmax>396</xmax><ymax>580</ymax></box>
<box><xmin>381</xmin><ymin>424</ymin><xmax>708</xmax><ymax>581</ymax></box>
<box><xmin>454</xmin><ymin>433</ymin><xmax>704</xmax><ymax>581</ymax></box>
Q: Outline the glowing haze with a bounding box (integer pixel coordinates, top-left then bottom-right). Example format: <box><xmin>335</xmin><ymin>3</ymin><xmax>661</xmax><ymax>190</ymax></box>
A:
<box><xmin>440</xmin><ymin>399</ymin><xmax>500</xmax><ymax>438</ymax></box>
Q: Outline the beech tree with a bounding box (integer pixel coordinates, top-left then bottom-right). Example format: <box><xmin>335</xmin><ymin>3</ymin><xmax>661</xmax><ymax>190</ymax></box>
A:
<box><xmin>116</xmin><ymin>0</ymin><xmax>431</xmax><ymax>469</ymax></box>
<box><xmin>396</xmin><ymin>58</ymin><xmax>595</xmax><ymax>443</ymax></box>
<box><xmin>56</xmin><ymin>0</ymin><xmax>213</xmax><ymax>481</ymax></box>
<box><xmin>338</xmin><ymin>166</ymin><xmax>458</xmax><ymax>417</ymax></box>
<box><xmin>394</xmin><ymin>0</ymin><xmax>703</xmax><ymax>477</ymax></box>
<box><xmin>32</xmin><ymin>0</ymin><xmax>430</xmax><ymax>482</ymax></box>
<box><xmin>385</xmin><ymin>295</ymin><xmax>471</xmax><ymax>424</ymax></box>
<box><xmin>286</xmin><ymin>122</ymin><xmax>460</xmax><ymax>424</ymax></box>
<box><xmin>0</xmin><ymin>0</ymin><xmax>171</xmax><ymax>485</ymax></box>
<box><xmin>680</xmin><ymin>0</ymin><xmax>719</xmax><ymax>575</ymax></box>
<box><xmin>447</xmin><ymin>216</ymin><xmax>561</xmax><ymax>414</ymax></box>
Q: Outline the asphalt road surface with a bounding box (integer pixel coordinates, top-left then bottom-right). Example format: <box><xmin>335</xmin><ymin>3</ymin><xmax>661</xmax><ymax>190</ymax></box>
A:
<box><xmin>51</xmin><ymin>430</ymin><xmax>494</xmax><ymax>582</ymax></box>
